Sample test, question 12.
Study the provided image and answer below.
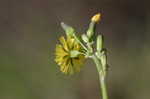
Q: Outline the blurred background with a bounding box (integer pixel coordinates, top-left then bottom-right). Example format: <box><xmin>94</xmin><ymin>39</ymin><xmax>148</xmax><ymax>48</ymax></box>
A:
<box><xmin>0</xmin><ymin>0</ymin><xmax>150</xmax><ymax>99</ymax></box>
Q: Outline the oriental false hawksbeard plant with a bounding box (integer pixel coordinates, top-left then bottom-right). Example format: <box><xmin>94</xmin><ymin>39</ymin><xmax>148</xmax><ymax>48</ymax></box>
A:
<box><xmin>55</xmin><ymin>13</ymin><xmax>109</xmax><ymax>99</ymax></box>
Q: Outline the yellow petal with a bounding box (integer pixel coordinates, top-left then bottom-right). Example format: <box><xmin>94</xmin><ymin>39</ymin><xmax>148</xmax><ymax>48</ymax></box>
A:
<box><xmin>59</xmin><ymin>36</ymin><xmax>69</xmax><ymax>51</ymax></box>
<box><xmin>55</xmin><ymin>44</ymin><xmax>68</xmax><ymax>56</ymax></box>
<box><xmin>67</xmin><ymin>36</ymin><xmax>75</xmax><ymax>49</ymax></box>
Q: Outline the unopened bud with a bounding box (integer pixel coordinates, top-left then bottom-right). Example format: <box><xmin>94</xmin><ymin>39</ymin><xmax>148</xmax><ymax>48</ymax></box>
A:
<box><xmin>61</xmin><ymin>22</ymin><xmax>75</xmax><ymax>37</ymax></box>
<box><xmin>96</xmin><ymin>35</ymin><xmax>103</xmax><ymax>51</ymax></box>
<box><xmin>91</xmin><ymin>13</ymin><xmax>101</xmax><ymax>23</ymax></box>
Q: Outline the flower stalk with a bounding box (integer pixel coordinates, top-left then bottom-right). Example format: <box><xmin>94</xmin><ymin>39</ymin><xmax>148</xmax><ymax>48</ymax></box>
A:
<box><xmin>55</xmin><ymin>13</ymin><xmax>109</xmax><ymax>99</ymax></box>
<box><xmin>92</xmin><ymin>54</ymin><xmax>108</xmax><ymax>99</ymax></box>
<box><xmin>100</xmin><ymin>76</ymin><xmax>108</xmax><ymax>99</ymax></box>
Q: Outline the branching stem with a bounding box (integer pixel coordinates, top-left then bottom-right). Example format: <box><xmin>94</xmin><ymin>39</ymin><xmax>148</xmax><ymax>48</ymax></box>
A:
<box><xmin>92</xmin><ymin>55</ymin><xmax>108</xmax><ymax>99</ymax></box>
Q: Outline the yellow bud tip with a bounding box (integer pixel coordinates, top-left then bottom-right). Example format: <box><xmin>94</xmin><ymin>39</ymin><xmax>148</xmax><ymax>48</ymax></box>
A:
<box><xmin>91</xmin><ymin>13</ymin><xmax>101</xmax><ymax>23</ymax></box>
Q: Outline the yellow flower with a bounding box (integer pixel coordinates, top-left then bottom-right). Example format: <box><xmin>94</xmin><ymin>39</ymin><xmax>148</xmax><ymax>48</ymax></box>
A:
<box><xmin>91</xmin><ymin>13</ymin><xmax>101</xmax><ymax>23</ymax></box>
<box><xmin>55</xmin><ymin>36</ymin><xmax>85</xmax><ymax>75</ymax></box>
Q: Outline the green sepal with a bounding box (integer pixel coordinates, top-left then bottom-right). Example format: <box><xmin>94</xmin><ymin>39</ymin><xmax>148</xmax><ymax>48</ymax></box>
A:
<box><xmin>70</xmin><ymin>50</ymin><xmax>80</xmax><ymax>58</ymax></box>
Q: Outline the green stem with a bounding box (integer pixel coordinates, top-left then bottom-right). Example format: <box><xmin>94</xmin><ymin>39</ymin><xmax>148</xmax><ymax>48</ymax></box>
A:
<box><xmin>100</xmin><ymin>76</ymin><xmax>108</xmax><ymax>99</ymax></box>
<box><xmin>92</xmin><ymin>55</ymin><xmax>108</xmax><ymax>99</ymax></box>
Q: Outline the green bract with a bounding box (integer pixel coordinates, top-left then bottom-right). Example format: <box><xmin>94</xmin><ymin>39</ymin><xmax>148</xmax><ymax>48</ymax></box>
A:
<box><xmin>70</xmin><ymin>50</ymin><xmax>80</xmax><ymax>58</ymax></box>
<box><xmin>61</xmin><ymin>22</ymin><xmax>75</xmax><ymax>37</ymax></box>
<box><xmin>97</xmin><ymin>35</ymin><xmax>103</xmax><ymax>52</ymax></box>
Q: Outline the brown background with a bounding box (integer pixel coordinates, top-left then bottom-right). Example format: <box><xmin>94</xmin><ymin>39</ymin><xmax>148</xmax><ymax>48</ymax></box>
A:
<box><xmin>0</xmin><ymin>0</ymin><xmax>150</xmax><ymax>99</ymax></box>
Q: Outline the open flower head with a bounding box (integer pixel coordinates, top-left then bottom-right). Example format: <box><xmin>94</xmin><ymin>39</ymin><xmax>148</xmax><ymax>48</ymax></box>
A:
<box><xmin>55</xmin><ymin>36</ymin><xmax>85</xmax><ymax>75</ymax></box>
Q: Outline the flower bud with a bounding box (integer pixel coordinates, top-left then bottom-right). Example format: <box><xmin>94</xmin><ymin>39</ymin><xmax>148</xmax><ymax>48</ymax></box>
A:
<box><xmin>91</xmin><ymin>13</ymin><xmax>101</xmax><ymax>23</ymax></box>
<box><xmin>96</xmin><ymin>35</ymin><xmax>103</xmax><ymax>51</ymax></box>
<box><xmin>61</xmin><ymin>22</ymin><xmax>75</xmax><ymax>37</ymax></box>
<box><xmin>86</xmin><ymin>22</ymin><xmax>95</xmax><ymax>39</ymax></box>
<box><xmin>81</xmin><ymin>34</ymin><xmax>89</xmax><ymax>43</ymax></box>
